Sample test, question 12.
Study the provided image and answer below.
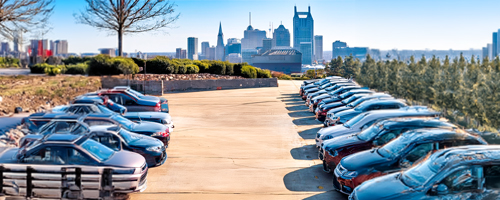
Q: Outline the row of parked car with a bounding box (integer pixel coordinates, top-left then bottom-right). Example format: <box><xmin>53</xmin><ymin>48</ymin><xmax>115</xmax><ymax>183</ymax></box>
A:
<box><xmin>0</xmin><ymin>86</ymin><xmax>173</xmax><ymax>198</ymax></box>
<box><xmin>300</xmin><ymin>77</ymin><xmax>500</xmax><ymax>200</ymax></box>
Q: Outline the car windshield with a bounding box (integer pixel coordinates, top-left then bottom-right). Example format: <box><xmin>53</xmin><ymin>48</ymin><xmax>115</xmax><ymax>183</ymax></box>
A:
<box><xmin>343</xmin><ymin>113</ymin><xmax>368</xmax><ymax>128</ymax></box>
<box><xmin>377</xmin><ymin>133</ymin><xmax>412</xmax><ymax>158</ymax></box>
<box><xmin>118</xmin><ymin>129</ymin><xmax>142</xmax><ymax>143</ymax></box>
<box><xmin>80</xmin><ymin>139</ymin><xmax>114</xmax><ymax>161</ymax></box>
<box><xmin>351</xmin><ymin>97</ymin><xmax>372</xmax><ymax>107</ymax></box>
<box><xmin>97</xmin><ymin>105</ymin><xmax>116</xmax><ymax>114</ymax></box>
<box><xmin>357</xmin><ymin>124</ymin><xmax>382</xmax><ymax>141</ymax></box>
<box><xmin>110</xmin><ymin>115</ymin><xmax>135</xmax><ymax>130</ymax></box>
<box><xmin>401</xmin><ymin>158</ymin><xmax>437</xmax><ymax>188</ymax></box>
<box><xmin>342</xmin><ymin>95</ymin><xmax>360</xmax><ymax>104</ymax></box>
<box><xmin>126</xmin><ymin>89</ymin><xmax>144</xmax><ymax>97</ymax></box>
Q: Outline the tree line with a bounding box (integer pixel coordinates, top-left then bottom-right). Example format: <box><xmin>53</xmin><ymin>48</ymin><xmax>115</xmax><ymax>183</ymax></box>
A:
<box><xmin>327</xmin><ymin>54</ymin><xmax>500</xmax><ymax>131</ymax></box>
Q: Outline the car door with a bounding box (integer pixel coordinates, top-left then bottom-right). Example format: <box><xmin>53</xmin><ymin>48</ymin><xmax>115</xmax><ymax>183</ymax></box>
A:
<box><xmin>399</xmin><ymin>142</ymin><xmax>435</xmax><ymax>169</ymax></box>
<box><xmin>90</xmin><ymin>132</ymin><xmax>122</xmax><ymax>151</ymax></box>
<box><xmin>426</xmin><ymin>166</ymin><xmax>482</xmax><ymax>199</ymax></box>
<box><xmin>120</xmin><ymin>94</ymin><xmax>142</xmax><ymax>112</ymax></box>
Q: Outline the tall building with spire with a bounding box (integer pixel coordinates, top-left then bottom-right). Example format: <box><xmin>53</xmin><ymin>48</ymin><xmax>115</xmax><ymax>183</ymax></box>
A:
<box><xmin>216</xmin><ymin>22</ymin><xmax>225</xmax><ymax>61</ymax></box>
<box><xmin>241</xmin><ymin>13</ymin><xmax>267</xmax><ymax>50</ymax></box>
<box><xmin>293</xmin><ymin>6</ymin><xmax>314</xmax><ymax>64</ymax></box>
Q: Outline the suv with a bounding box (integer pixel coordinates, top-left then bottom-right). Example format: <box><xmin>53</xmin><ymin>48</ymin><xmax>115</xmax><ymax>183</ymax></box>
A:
<box><xmin>321</xmin><ymin>118</ymin><xmax>457</xmax><ymax>173</ymax></box>
<box><xmin>350</xmin><ymin>145</ymin><xmax>500</xmax><ymax>200</ymax></box>
<box><xmin>315</xmin><ymin>107</ymin><xmax>439</xmax><ymax>148</ymax></box>
<box><xmin>324</xmin><ymin>94</ymin><xmax>393</xmax><ymax>126</ymax></box>
<box><xmin>330</xmin><ymin>99</ymin><xmax>407</xmax><ymax>125</ymax></box>
<box><xmin>334</xmin><ymin>129</ymin><xmax>487</xmax><ymax>195</ymax></box>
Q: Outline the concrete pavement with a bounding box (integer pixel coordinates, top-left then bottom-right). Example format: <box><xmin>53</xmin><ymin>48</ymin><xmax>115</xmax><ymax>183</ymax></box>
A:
<box><xmin>130</xmin><ymin>80</ymin><xmax>345</xmax><ymax>200</ymax></box>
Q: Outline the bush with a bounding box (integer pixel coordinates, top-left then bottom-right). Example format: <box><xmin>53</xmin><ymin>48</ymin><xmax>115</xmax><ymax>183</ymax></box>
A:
<box><xmin>30</xmin><ymin>63</ymin><xmax>51</xmax><ymax>73</ymax></box>
<box><xmin>63</xmin><ymin>56</ymin><xmax>91</xmax><ymax>65</ymax></box>
<box><xmin>88</xmin><ymin>55</ymin><xmax>139</xmax><ymax>76</ymax></box>
<box><xmin>209</xmin><ymin>61</ymin><xmax>226</xmax><ymax>75</ymax></box>
<box><xmin>178</xmin><ymin>65</ymin><xmax>187</xmax><ymax>74</ymax></box>
<box><xmin>257</xmin><ymin>69</ymin><xmax>272</xmax><ymax>78</ymax></box>
<box><xmin>195</xmin><ymin>61</ymin><xmax>210</xmax><ymax>73</ymax></box>
<box><xmin>65</xmin><ymin>63</ymin><xmax>88</xmax><ymax>75</ymax></box>
<box><xmin>233</xmin><ymin>63</ymin><xmax>244</xmax><ymax>76</ymax></box>
<box><xmin>241</xmin><ymin>65</ymin><xmax>257</xmax><ymax>78</ymax></box>
<box><xmin>225</xmin><ymin>62</ymin><xmax>234</xmax><ymax>75</ymax></box>
<box><xmin>186</xmin><ymin>64</ymin><xmax>199</xmax><ymax>74</ymax></box>
<box><xmin>112</xmin><ymin>57</ymin><xmax>140</xmax><ymax>75</ymax></box>
<box><xmin>278</xmin><ymin>74</ymin><xmax>292</xmax><ymax>80</ymax></box>
<box><xmin>146</xmin><ymin>56</ymin><xmax>173</xmax><ymax>74</ymax></box>
<box><xmin>44</xmin><ymin>65</ymin><xmax>65</xmax><ymax>76</ymax></box>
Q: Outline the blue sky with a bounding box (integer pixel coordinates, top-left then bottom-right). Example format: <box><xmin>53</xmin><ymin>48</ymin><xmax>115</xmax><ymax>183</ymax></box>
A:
<box><xmin>38</xmin><ymin>0</ymin><xmax>500</xmax><ymax>53</ymax></box>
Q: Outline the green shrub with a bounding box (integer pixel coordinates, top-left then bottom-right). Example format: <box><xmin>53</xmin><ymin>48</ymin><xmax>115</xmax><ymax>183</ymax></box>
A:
<box><xmin>30</xmin><ymin>63</ymin><xmax>51</xmax><ymax>73</ymax></box>
<box><xmin>233</xmin><ymin>63</ymin><xmax>244</xmax><ymax>76</ymax></box>
<box><xmin>178</xmin><ymin>65</ymin><xmax>187</xmax><ymax>74</ymax></box>
<box><xmin>112</xmin><ymin>57</ymin><xmax>139</xmax><ymax>75</ymax></box>
<box><xmin>146</xmin><ymin>56</ymin><xmax>174</xmax><ymax>74</ymax></box>
<box><xmin>194</xmin><ymin>61</ymin><xmax>209</xmax><ymax>73</ymax></box>
<box><xmin>44</xmin><ymin>65</ymin><xmax>65</xmax><ymax>76</ymax></box>
<box><xmin>209</xmin><ymin>61</ymin><xmax>226</xmax><ymax>75</ymax></box>
<box><xmin>186</xmin><ymin>64</ymin><xmax>199</xmax><ymax>74</ymax></box>
<box><xmin>241</xmin><ymin>65</ymin><xmax>257</xmax><ymax>78</ymax></box>
<box><xmin>225</xmin><ymin>62</ymin><xmax>234</xmax><ymax>75</ymax></box>
<box><xmin>257</xmin><ymin>69</ymin><xmax>272</xmax><ymax>78</ymax></box>
<box><xmin>63</xmin><ymin>56</ymin><xmax>91</xmax><ymax>65</ymax></box>
<box><xmin>278</xmin><ymin>74</ymin><xmax>292</xmax><ymax>80</ymax></box>
<box><xmin>132</xmin><ymin>57</ymin><xmax>146</xmax><ymax>70</ymax></box>
<box><xmin>65</xmin><ymin>63</ymin><xmax>88</xmax><ymax>75</ymax></box>
<box><xmin>88</xmin><ymin>55</ymin><xmax>139</xmax><ymax>76</ymax></box>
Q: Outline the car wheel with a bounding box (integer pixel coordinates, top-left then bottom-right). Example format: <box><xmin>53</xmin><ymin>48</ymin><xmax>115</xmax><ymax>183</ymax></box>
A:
<box><xmin>323</xmin><ymin>160</ymin><xmax>331</xmax><ymax>173</ymax></box>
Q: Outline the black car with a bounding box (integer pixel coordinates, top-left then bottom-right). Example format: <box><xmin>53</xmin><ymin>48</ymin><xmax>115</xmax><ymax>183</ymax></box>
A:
<box><xmin>334</xmin><ymin>129</ymin><xmax>487</xmax><ymax>194</ymax></box>
<box><xmin>350</xmin><ymin>145</ymin><xmax>500</xmax><ymax>200</ymax></box>
<box><xmin>332</xmin><ymin>99</ymin><xmax>407</xmax><ymax>125</ymax></box>
<box><xmin>71</xmin><ymin>95</ymin><xmax>127</xmax><ymax>115</ymax></box>
<box><xmin>0</xmin><ymin>134</ymin><xmax>148</xmax><ymax>198</ymax></box>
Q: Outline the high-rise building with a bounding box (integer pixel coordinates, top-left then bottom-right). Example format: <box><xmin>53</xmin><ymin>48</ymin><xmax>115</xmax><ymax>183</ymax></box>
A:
<box><xmin>332</xmin><ymin>41</ymin><xmax>369</xmax><ymax>60</ymax></box>
<box><xmin>483</xmin><ymin>46</ymin><xmax>489</xmax><ymax>59</ymax></box>
<box><xmin>201</xmin><ymin>42</ymin><xmax>210</xmax><ymax>57</ymax></box>
<box><xmin>13</xmin><ymin>30</ymin><xmax>22</xmax><ymax>52</ymax></box>
<box><xmin>273</xmin><ymin>24</ymin><xmax>290</xmax><ymax>47</ymax></box>
<box><xmin>314</xmin><ymin>35</ymin><xmax>323</xmax><ymax>61</ymax></box>
<box><xmin>225</xmin><ymin>38</ymin><xmax>241</xmax><ymax>57</ymax></box>
<box><xmin>300</xmin><ymin>42</ymin><xmax>312</xmax><ymax>65</ymax></box>
<box><xmin>176</xmin><ymin>48</ymin><xmax>187</xmax><ymax>59</ymax></box>
<box><xmin>242</xmin><ymin>49</ymin><xmax>259</xmax><ymax>64</ymax></box>
<box><xmin>187</xmin><ymin>37</ymin><xmax>198</xmax><ymax>60</ymax></box>
<box><xmin>496</xmin><ymin>30</ymin><xmax>500</xmax><ymax>58</ymax></box>
<box><xmin>241</xmin><ymin>14</ymin><xmax>267</xmax><ymax>50</ymax></box>
<box><xmin>54</xmin><ymin>40</ymin><xmax>68</xmax><ymax>55</ymax></box>
<box><xmin>262</xmin><ymin>38</ymin><xmax>273</xmax><ymax>53</ymax></box>
<box><xmin>493</xmin><ymin>32</ymin><xmax>498</xmax><ymax>57</ymax></box>
<box><xmin>226</xmin><ymin>53</ymin><xmax>242</xmax><ymax>63</ymax></box>
<box><xmin>293</xmin><ymin>6</ymin><xmax>314</xmax><ymax>57</ymax></box>
<box><xmin>1</xmin><ymin>42</ymin><xmax>10</xmax><ymax>54</ymax></box>
<box><xmin>207</xmin><ymin>46</ymin><xmax>216</xmax><ymax>60</ymax></box>
<box><xmin>333</xmin><ymin>40</ymin><xmax>347</xmax><ymax>48</ymax></box>
<box><xmin>488</xmin><ymin>43</ymin><xmax>493</xmax><ymax>59</ymax></box>
<box><xmin>216</xmin><ymin>22</ymin><xmax>225</xmax><ymax>61</ymax></box>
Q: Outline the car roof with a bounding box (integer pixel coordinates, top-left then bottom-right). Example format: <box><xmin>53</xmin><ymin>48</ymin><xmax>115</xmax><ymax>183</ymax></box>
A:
<box><xmin>123</xmin><ymin>112</ymin><xmax>167</xmax><ymax>119</ymax></box>
<box><xmin>428</xmin><ymin>145</ymin><xmax>500</xmax><ymax>170</ymax></box>
<box><xmin>45</xmin><ymin>134</ymin><xmax>82</xmax><ymax>143</ymax></box>
<box><xmin>89</xmin><ymin>125</ymin><xmax>120</xmax><ymax>132</ymax></box>
<box><xmin>359</xmin><ymin>99</ymin><xmax>406</xmax><ymax>106</ymax></box>
<box><xmin>399</xmin><ymin>128</ymin><xmax>478</xmax><ymax>143</ymax></box>
<box><xmin>86</xmin><ymin>113</ymin><xmax>114</xmax><ymax>118</ymax></box>
<box><xmin>380</xmin><ymin>118</ymin><xmax>456</xmax><ymax>130</ymax></box>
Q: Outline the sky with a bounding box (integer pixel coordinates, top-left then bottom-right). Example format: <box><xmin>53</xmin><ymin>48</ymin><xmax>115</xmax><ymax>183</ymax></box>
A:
<box><xmin>36</xmin><ymin>0</ymin><xmax>500</xmax><ymax>54</ymax></box>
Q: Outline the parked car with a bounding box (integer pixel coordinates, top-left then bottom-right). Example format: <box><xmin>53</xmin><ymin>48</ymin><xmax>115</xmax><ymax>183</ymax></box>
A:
<box><xmin>316</xmin><ymin>83</ymin><xmax>361</xmax><ymax>105</ymax></box>
<box><xmin>315</xmin><ymin>90</ymin><xmax>375</xmax><ymax>120</ymax></box>
<box><xmin>21</xmin><ymin>122</ymin><xmax>167</xmax><ymax>167</ymax></box>
<box><xmin>0</xmin><ymin>134</ymin><xmax>148</xmax><ymax>198</ymax></box>
<box><xmin>123</xmin><ymin>111</ymin><xmax>174</xmax><ymax>131</ymax></box>
<box><xmin>24</xmin><ymin>113</ymin><xmax>171</xmax><ymax>146</ymax></box>
<box><xmin>324</xmin><ymin>94</ymin><xmax>394</xmax><ymax>126</ymax></box>
<box><xmin>113</xmin><ymin>86</ymin><xmax>169</xmax><ymax>113</ymax></box>
<box><xmin>349</xmin><ymin>145</ymin><xmax>500</xmax><ymax>200</ymax></box>
<box><xmin>95</xmin><ymin>89</ymin><xmax>163</xmax><ymax>112</ymax></box>
<box><xmin>302</xmin><ymin>79</ymin><xmax>341</xmax><ymax>99</ymax></box>
<box><xmin>308</xmin><ymin>85</ymin><xmax>363</xmax><ymax>111</ymax></box>
<box><xmin>71</xmin><ymin>95</ymin><xmax>127</xmax><ymax>115</ymax></box>
<box><xmin>306</xmin><ymin>83</ymin><xmax>359</xmax><ymax>108</ymax></box>
<box><xmin>329</xmin><ymin>99</ymin><xmax>407</xmax><ymax>125</ymax></box>
<box><xmin>334</xmin><ymin>129</ymin><xmax>487</xmax><ymax>194</ymax></box>
<box><xmin>315</xmin><ymin>107</ymin><xmax>439</xmax><ymax>148</ymax></box>
<box><xmin>321</xmin><ymin>118</ymin><xmax>457</xmax><ymax>173</ymax></box>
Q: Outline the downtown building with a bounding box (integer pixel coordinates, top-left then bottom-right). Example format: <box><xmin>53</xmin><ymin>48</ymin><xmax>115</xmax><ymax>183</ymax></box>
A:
<box><xmin>201</xmin><ymin>41</ymin><xmax>210</xmax><ymax>60</ymax></box>
<box><xmin>332</xmin><ymin>41</ymin><xmax>369</xmax><ymax>60</ymax></box>
<box><xmin>225</xmin><ymin>38</ymin><xmax>241</xmax><ymax>61</ymax></box>
<box><xmin>251</xmin><ymin>48</ymin><xmax>302</xmax><ymax>74</ymax></box>
<box><xmin>293</xmin><ymin>6</ymin><xmax>314</xmax><ymax>65</ymax></box>
<box><xmin>215</xmin><ymin>22</ymin><xmax>225</xmax><ymax>61</ymax></box>
<box><xmin>187</xmin><ymin>37</ymin><xmax>198</xmax><ymax>60</ymax></box>
<box><xmin>273</xmin><ymin>24</ymin><xmax>290</xmax><ymax>47</ymax></box>
<box><xmin>176</xmin><ymin>48</ymin><xmax>187</xmax><ymax>59</ymax></box>
<box><xmin>314</xmin><ymin>35</ymin><xmax>323</xmax><ymax>63</ymax></box>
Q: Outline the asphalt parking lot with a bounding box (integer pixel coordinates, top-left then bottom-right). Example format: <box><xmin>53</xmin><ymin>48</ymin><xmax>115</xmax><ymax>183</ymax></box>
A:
<box><xmin>130</xmin><ymin>80</ymin><xmax>345</xmax><ymax>200</ymax></box>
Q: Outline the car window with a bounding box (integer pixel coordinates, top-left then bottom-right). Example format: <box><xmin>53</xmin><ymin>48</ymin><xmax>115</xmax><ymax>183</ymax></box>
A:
<box><xmin>438</xmin><ymin>167</ymin><xmax>478</xmax><ymax>193</ymax></box>
<box><xmin>121</xmin><ymin>95</ymin><xmax>137</xmax><ymax>105</ymax></box>
<box><xmin>91</xmin><ymin>133</ymin><xmax>121</xmax><ymax>151</ymax></box>
<box><xmin>70</xmin><ymin>124</ymin><xmax>88</xmax><ymax>135</ymax></box>
<box><xmin>376</xmin><ymin>129</ymin><xmax>402</xmax><ymax>145</ymax></box>
<box><xmin>107</xmin><ymin>94</ymin><xmax>122</xmax><ymax>105</ymax></box>
<box><xmin>485</xmin><ymin>165</ymin><xmax>500</xmax><ymax>189</ymax></box>
<box><xmin>46</xmin><ymin>121</ymin><xmax>78</xmax><ymax>134</ymax></box>
<box><xmin>84</xmin><ymin>119</ymin><xmax>116</xmax><ymax>126</ymax></box>
<box><xmin>400</xmin><ymin>143</ymin><xmax>434</xmax><ymax>168</ymax></box>
<box><xmin>80</xmin><ymin>139</ymin><xmax>114</xmax><ymax>161</ymax></box>
<box><xmin>438</xmin><ymin>140</ymin><xmax>482</xmax><ymax>150</ymax></box>
<box><xmin>65</xmin><ymin>147</ymin><xmax>95</xmax><ymax>165</ymax></box>
<box><xmin>23</xmin><ymin>147</ymin><xmax>65</xmax><ymax>165</ymax></box>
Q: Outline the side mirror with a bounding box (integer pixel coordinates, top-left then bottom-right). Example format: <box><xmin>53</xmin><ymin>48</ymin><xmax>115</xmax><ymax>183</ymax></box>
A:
<box><xmin>372</xmin><ymin>140</ymin><xmax>379</xmax><ymax>146</ymax></box>
<box><xmin>120</xmin><ymin>108</ymin><xmax>127</xmax><ymax>116</ymax></box>
<box><xmin>431</xmin><ymin>184</ymin><xmax>449</xmax><ymax>195</ymax></box>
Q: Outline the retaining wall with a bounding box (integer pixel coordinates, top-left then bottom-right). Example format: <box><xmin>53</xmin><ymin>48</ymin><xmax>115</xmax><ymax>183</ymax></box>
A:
<box><xmin>100</xmin><ymin>76</ymin><xmax>278</xmax><ymax>95</ymax></box>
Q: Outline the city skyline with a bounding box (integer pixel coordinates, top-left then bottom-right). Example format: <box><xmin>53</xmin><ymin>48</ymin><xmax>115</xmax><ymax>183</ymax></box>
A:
<box><xmin>17</xmin><ymin>0</ymin><xmax>500</xmax><ymax>54</ymax></box>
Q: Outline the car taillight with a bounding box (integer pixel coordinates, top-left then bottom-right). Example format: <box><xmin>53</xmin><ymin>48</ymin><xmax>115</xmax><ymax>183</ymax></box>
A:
<box><xmin>155</xmin><ymin>102</ymin><xmax>161</xmax><ymax>111</ymax></box>
<box><xmin>165</xmin><ymin>128</ymin><xmax>170</xmax><ymax>137</ymax></box>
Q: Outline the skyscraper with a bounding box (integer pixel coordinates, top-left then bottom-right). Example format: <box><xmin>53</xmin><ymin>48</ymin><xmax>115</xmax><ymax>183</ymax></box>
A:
<box><xmin>493</xmin><ymin>32</ymin><xmax>498</xmax><ymax>57</ymax></box>
<box><xmin>300</xmin><ymin>42</ymin><xmax>312</xmax><ymax>65</ymax></box>
<box><xmin>187</xmin><ymin>37</ymin><xmax>198</xmax><ymax>60</ymax></box>
<box><xmin>13</xmin><ymin>30</ymin><xmax>22</xmax><ymax>52</ymax></box>
<box><xmin>201</xmin><ymin>41</ymin><xmax>209</xmax><ymax>57</ymax></box>
<box><xmin>216</xmin><ymin>22</ymin><xmax>225</xmax><ymax>61</ymax></box>
<box><xmin>225</xmin><ymin>38</ymin><xmax>241</xmax><ymax>57</ymax></box>
<box><xmin>496</xmin><ymin>30</ymin><xmax>500</xmax><ymax>58</ymax></box>
<box><xmin>241</xmin><ymin>14</ymin><xmax>267</xmax><ymax>50</ymax></box>
<box><xmin>262</xmin><ymin>38</ymin><xmax>273</xmax><ymax>53</ymax></box>
<box><xmin>314</xmin><ymin>35</ymin><xmax>323</xmax><ymax>61</ymax></box>
<box><xmin>54</xmin><ymin>40</ymin><xmax>68</xmax><ymax>55</ymax></box>
<box><xmin>176</xmin><ymin>48</ymin><xmax>186</xmax><ymax>59</ymax></box>
<box><xmin>293</xmin><ymin>6</ymin><xmax>314</xmax><ymax>57</ymax></box>
<box><xmin>273</xmin><ymin>24</ymin><xmax>290</xmax><ymax>47</ymax></box>
<box><xmin>1</xmin><ymin>42</ymin><xmax>10</xmax><ymax>54</ymax></box>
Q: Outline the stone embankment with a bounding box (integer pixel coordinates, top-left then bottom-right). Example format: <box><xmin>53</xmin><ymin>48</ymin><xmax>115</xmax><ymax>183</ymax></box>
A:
<box><xmin>133</xmin><ymin>73</ymin><xmax>244</xmax><ymax>81</ymax></box>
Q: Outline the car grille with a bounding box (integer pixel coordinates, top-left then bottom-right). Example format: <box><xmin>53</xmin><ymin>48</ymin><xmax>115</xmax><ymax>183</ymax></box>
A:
<box><xmin>140</xmin><ymin>171</ymin><xmax>148</xmax><ymax>185</ymax></box>
<box><xmin>337</xmin><ymin>164</ymin><xmax>348</xmax><ymax>175</ymax></box>
<box><xmin>141</xmin><ymin>163</ymin><xmax>147</xmax><ymax>172</ymax></box>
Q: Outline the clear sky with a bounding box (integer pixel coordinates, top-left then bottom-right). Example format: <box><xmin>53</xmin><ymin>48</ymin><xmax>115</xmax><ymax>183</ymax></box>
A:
<box><xmin>37</xmin><ymin>0</ymin><xmax>500</xmax><ymax>54</ymax></box>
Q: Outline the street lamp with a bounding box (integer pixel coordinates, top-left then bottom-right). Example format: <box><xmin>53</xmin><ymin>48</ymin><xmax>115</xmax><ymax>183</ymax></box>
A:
<box><xmin>137</xmin><ymin>51</ymin><xmax>147</xmax><ymax>94</ymax></box>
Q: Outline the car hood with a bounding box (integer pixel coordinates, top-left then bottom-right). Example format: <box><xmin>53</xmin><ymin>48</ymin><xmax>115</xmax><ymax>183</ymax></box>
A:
<box><xmin>323</xmin><ymin>102</ymin><xmax>344</xmax><ymax>109</ymax></box>
<box><xmin>105</xmin><ymin>150</ymin><xmax>146</xmax><ymax>168</ymax></box>
<box><xmin>128</xmin><ymin>134</ymin><xmax>164</xmax><ymax>148</ymax></box>
<box><xmin>125</xmin><ymin>112</ymin><xmax>172</xmax><ymax>123</ymax></box>
<box><xmin>327</xmin><ymin>106</ymin><xmax>352</xmax><ymax>115</ymax></box>
<box><xmin>319</xmin><ymin>125</ymin><xmax>356</xmax><ymax>139</ymax></box>
<box><xmin>355</xmin><ymin>173</ymin><xmax>412</xmax><ymax>200</ymax></box>
<box><xmin>0</xmin><ymin>148</ymin><xmax>20</xmax><ymax>163</ymax></box>
<box><xmin>341</xmin><ymin>149</ymin><xmax>390</xmax><ymax>171</ymax></box>
<box><xmin>323</xmin><ymin>134</ymin><xmax>365</xmax><ymax>151</ymax></box>
<box><xmin>131</xmin><ymin>121</ymin><xmax>166</xmax><ymax>133</ymax></box>
<box><xmin>135</xmin><ymin>98</ymin><xmax>159</xmax><ymax>106</ymax></box>
<box><xmin>305</xmin><ymin>88</ymin><xmax>319</xmax><ymax>93</ymax></box>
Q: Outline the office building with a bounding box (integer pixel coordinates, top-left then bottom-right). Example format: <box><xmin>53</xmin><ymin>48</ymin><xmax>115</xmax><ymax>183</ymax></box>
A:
<box><xmin>496</xmin><ymin>30</ymin><xmax>500</xmax><ymax>58</ymax></box>
<box><xmin>13</xmin><ymin>30</ymin><xmax>22</xmax><ymax>52</ymax></box>
<box><xmin>216</xmin><ymin>22</ymin><xmax>225</xmax><ymax>61</ymax></box>
<box><xmin>187</xmin><ymin>37</ymin><xmax>198</xmax><ymax>60</ymax></box>
<box><xmin>494</xmin><ymin>32</ymin><xmax>498</xmax><ymax>57</ymax></box>
<box><xmin>1</xmin><ymin>42</ymin><xmax>10</xmax><ymax>54</ymax></box>
<box><xmin>242</xmin><ymin>49</ymin><xmax>259</xmax><ymax>64</ymax></box>
<box><xmin>273</xmin><ymin>24</ymin><xmax>290</xmax><ymax>47</ymax></box>
<box><xmin>262</xmin><ymin>38</ymin><xmax>273</xmax><ymax>53</ymax></box>
<box><xmin>176</xmin><ymin>48</ymin><xmax>187</xmax><ymax>59</ymax></box>
<box><xmin>300</xmin><ymin>42</ymin><xmax>312</xmax><ymax>65</ymax></box>
<box><xmin>293</xmin><ymin>6</ymin><xmax>314</xmax><ymax>56</ymax></box>
<box><xmin>54</xmin><ymin>40</ymin><xmax>68</xmax><ymax>55</ymax></box>
<box><xmin>241</xmin><ymin>14</ymin><xmax>267</xmax><ymax>50</ymax></box>
<box><xmin>251</xmin><ymin>48</ymin><xmax>302</xmax><ymax>74</ymax></box>
<box><xmin>207</xmin><ymin>46</ymin><xmax>216</xmax><ymax>60</ymax></box>
<box><xmin>332</xmin><ymin>41</ymin><xmax>369</xmax><ymax>60</ymax></box>
<box><xmin>314</xmin><ymin>35</ymin><xmax>323</xmax><ymax>61</ymax></box>
<box><xmin>332</xmin><ymin>40</ymin><xmax>347</xmax><ymax>48</ymax></box>
<box><xmin>483</xmin><ymin>46</ymin><xmax>489</xmax><ymax>59</ymax></box>
<box><xmin>488</xmin><ymin>43</ymin><xmax>494</xmax><ymax>59</ymax></box>
<box><xmin>201</xmin><ymin>42</ymin><xmax>209</xmax><ymax>57</ymax></box>
<box><xmin>99</xmin><ymin>48</ymin><xmax>116</xmax><ymax>57</ymax></box>
<box><xmin>225</xmin><ymin>38</ymin><xmax>241</xmax><ymax>57</ymax></box>
<box><xmin>226</xmin><ymin>53</ymin><xmax>242</xmax><ymax>63</ymax></box>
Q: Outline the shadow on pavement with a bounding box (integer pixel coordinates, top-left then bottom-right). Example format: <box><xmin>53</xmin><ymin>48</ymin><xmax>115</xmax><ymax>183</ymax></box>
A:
<box><xmin>292</xmin><ymin>117</ymin><xmax>322</xmax><ymax>126</ymax></box>
<box><xmin>303</xmin><ymin>190</ymin><xmax>347</xmax><ymax>200</ymax></box>
<box><xmin>298</xmin><ymin>126</ymin><xmax>322</xmax><ymax>140</ymax></box>
<box><xmin>286</xmin><ymin>105</ymin><xmax>308</xmax><ymax>112</ymax></box>
<box><xmin>288</xmin><ymin>110</ymin><xmax>314</xmax><ymax>118</ymax></box>
<box><xmin>290</xmin><ymin>144</ymin><xmax>319</xmax><ymax>160</ymax></box>
<box><xmin>283</xmin><ymin>164</ymin><xmax>334</xmax><ymax>192</ymax></box>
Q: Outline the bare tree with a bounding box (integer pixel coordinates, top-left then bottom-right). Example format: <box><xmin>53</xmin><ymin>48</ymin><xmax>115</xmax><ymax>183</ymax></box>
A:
<box><xmin>76</xmin><ymin>0</ymin><xmax>179</xmax><ymax>57</ymax></box>
<box><xmin>0</xmin><ymin>0</ymin><xmax>54</xmax><ymax>41</ymax></box>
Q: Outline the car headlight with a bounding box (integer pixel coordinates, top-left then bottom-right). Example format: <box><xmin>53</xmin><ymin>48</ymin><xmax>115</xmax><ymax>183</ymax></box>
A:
<box><xmin>344</xmin><ymin>171</ymin><xmax>358</xmax><ymax>178</ymax></box>
<box><xmin>323</xmin><ymin>135</ymin><xmax>333</xmax><ymax>140</ymax></box>
<box><xmin>146</xmin><ymin>146</ymin><xmax>162</xmax><ymax>152</ymax></box>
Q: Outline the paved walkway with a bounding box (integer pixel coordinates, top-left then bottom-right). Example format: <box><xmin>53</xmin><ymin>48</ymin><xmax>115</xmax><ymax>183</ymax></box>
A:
<box><xmin>130</xmin><ymin>80</ymin><xmax>345</xmax><ymax>200</ymax></box>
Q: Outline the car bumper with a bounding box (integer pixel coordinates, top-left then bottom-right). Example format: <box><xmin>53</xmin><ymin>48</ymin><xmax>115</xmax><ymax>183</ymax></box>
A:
<box><xmin>153</xmin><ymin>135</ymin><xmax>170</xmax><ymax>147</ymax></box>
